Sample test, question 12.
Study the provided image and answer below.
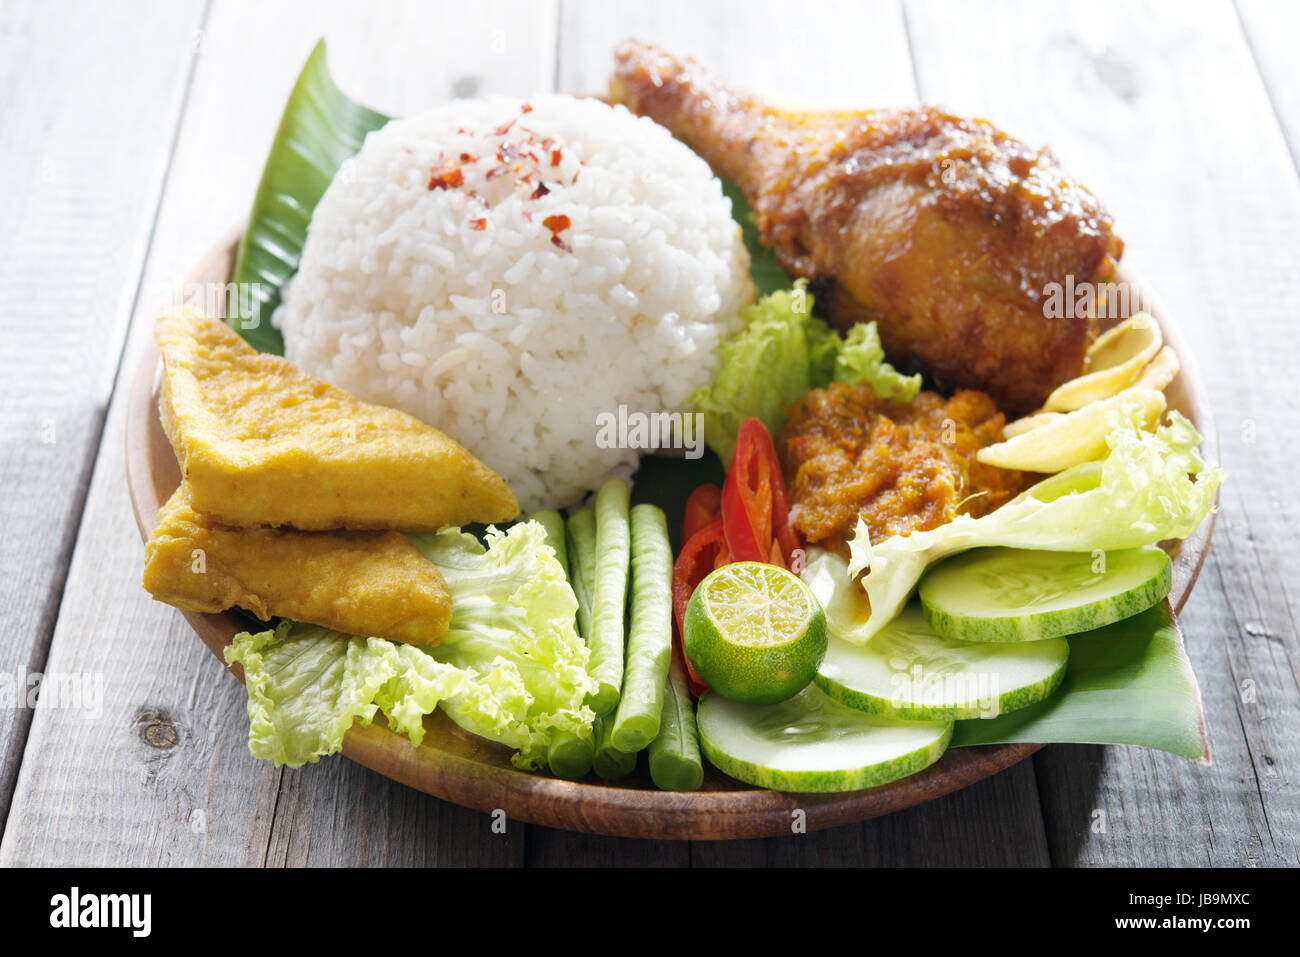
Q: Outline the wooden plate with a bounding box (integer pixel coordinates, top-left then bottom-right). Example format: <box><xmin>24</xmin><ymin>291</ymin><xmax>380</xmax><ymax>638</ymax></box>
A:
<box><xmin>124</xmin><ymin>231</ymin><xmax>1218</xmax><ymax>840</ymax></box>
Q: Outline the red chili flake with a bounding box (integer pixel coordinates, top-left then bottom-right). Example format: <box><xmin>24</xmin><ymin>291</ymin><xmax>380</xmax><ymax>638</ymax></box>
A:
<box><xmin>522</xmin><ymin>210</ymin><xmax>533</xmax><ymax>222</ymax></box>
<box><xmin>485</xmin><ymin>163</ymin><xmax>516</xmax><ymax>180</ymax></box>
<box><xmin>491</xmin><ymin>117</ymin><xmax>518</xmax><ymax>136</ymax></box>
<box><xmin>531</xmin><ymin>182</ymin><xmax>550</xmax><ymax>200</ymax></box>
<box><xmin>428</xmin><ymin>161</ymin><xmax>464</xmax><ymax>190</ymax></box>
<box><xmin>459</xmin><ymin>152</ymin><xmax>476</xmax><ymax>163</ymax></box>
<box><xmin>456</xmin><ymin>127</ymin><xmax>468</xmax><ymax>134</ymax></box>
<box><xmin>550</xmin><ymin>149</ymin><xmax>562</xmax><ymax>167</ymax></box>
<box><xmin>542</xmin><ymin>213</ymin><xmax>573</xmax><ymax>252</ymax></box>
<box><xmin>468</xmin><ymin>218</ymin><xmax>487</xmax><ymax>231</ymax></box>
<box><xmin>521</xmin><ymin>103</ymin><xmax>533</xmax><ymax>113</ymax></box>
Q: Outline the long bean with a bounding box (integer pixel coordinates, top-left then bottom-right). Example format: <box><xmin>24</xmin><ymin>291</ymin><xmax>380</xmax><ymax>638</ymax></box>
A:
<box><xmin>592</xmin><ymin>715</ymin><xmax>637</xmax><ymax>779</ymax></box>
<box><xmin>566</xmin><ymin>506</ymin><xmax>597</xmax><ymax>638</ymax></box>
<box><xmin>540</xmin><ymin>507</ymin><xmax>593</xmax><ymax>779</ymax></box>
<box><xmin>526</xmin><ymin>509</ymin><xmax>568</xmax><ymax>574</ymax></box>
<box><xmin>587</xmin><ymin>478</ymin><xmax>631</xmax><ymax>717</ymax></box>
<box><xmin>648</xmin><ymin>650</ymin><xmax>704</xmax><ymax>791</ymax></box>
<box><xmin>610</xmin><ymin>504</ymin><xmax>674</xmax><ymax>753</ymax></box>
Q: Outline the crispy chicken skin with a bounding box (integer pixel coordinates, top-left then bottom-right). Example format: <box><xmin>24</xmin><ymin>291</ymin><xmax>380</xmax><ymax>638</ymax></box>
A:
<box><xmin>611</xmin><ymin>40</ymin><xmax>1124</xmax><ymax>415</ymax></box>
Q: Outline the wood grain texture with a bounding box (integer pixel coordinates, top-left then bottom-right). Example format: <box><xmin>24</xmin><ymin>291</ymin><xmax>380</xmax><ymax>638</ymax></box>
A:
<box><xmin>0</xmin><ymin>0</ymin><xmax>204</xmax><ymax>829</ymax></box>
<box><xmin>903</xmin><ymin>0</ymin><xmax>1299</xmax><ymax>866</ymax></box>
<box><xmin>0</xmin><ymin>0</ymin><xmax>556</xmax><ymax>867</ymax></box>
<box><xmin>1236</xmin><ymin>0</ymin><xmax>1300</xmax><ymax>173</ymax></box>
<box><xmin>691</xmin><ymin>760</ymin><xmax>1050</xmax><ymax>866</ymax></box>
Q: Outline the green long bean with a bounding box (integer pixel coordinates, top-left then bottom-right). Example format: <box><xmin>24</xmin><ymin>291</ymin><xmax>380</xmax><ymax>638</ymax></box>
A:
<box><xmin>566</xmin><ymin>506</ymin><xmax>597</xmax><ymax>638</ymax></box>
<box><xmin>532</xmin><ymin>508</ymin><xmax>591</xmax><ymax>779</ymax></box>
<box><xmin>610</xmin><ymin>504</ymin><xmax>674</xmax><ymax>753</ymax></box>
<box><xmin>648</xmin><ymin>650</ymin><xmax>704</xmax><ymax>791</ymax></box>
<box><xmin>592</xmin><ymin>716</ymin><xmax>637</xmax><ymax>779</ymax></box>
<box><xmin>587</xmin><ymin>478</ymin><xmax>631</xmax><ymax>717</ymax></box>
<box><xmin>526</xmin><ymin>509</ymin><xmax>568</xmax><ymax>574</ymax></box>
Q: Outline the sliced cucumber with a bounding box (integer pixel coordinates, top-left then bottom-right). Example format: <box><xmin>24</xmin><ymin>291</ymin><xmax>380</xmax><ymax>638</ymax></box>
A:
<box><xmin>919</xmin><ymin>546</ymin><xmax>1172</xmax><ymax>643</ymax></box>
<box><xmin>815</xmin><ymin>604</ymin><xmax>1068</xmax><ymax>720</ymax></box>
<box><xmin>696</xmin><ymin>684</ymin><xmax>952</xmax><ymax>793</ymax></box>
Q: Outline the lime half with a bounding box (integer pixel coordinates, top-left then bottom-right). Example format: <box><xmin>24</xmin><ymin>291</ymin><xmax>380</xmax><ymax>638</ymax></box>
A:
<box><xmin>684</xmin><ymin>562</ymin><xmax>827</xmax><ymax>705</ymax></box>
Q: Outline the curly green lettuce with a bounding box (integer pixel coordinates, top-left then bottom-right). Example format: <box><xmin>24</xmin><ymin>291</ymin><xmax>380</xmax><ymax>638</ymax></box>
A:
<box><xmin>692</xmin><ymin>279</ymin><xmax>920</xmax><ymax>463</ymax></box>
<box><xmin>224</xmin><ymin>521</ymin><xmax>595</xmax><ymax>770</ymax></box>
<box><xmin>806</xmin><ymin>405</ymin><xmax>1222</xmax><ymax>644</ymax></box>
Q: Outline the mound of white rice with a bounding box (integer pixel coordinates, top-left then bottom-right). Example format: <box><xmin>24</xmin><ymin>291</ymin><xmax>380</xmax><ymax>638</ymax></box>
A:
<box><xmin>273</xmin><ymin>94</ymin><xmax>754</xmax><ymax>511</ymax></box>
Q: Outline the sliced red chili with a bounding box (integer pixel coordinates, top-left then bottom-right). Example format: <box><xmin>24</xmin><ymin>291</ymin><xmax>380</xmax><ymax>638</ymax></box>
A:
<box><xmin>681</xmin><ymin>483</ymin><xmax>722</xmax><ymax>545</ymax></box>
<box><xmin>722</xmin><ymin>419</ymin><xmax>774</xmax><ymax>563</ymax></box>
<box><xmin>671</xmin><ymin>519</ymin><xmax>727</xmax><ymax>696</ymax></box>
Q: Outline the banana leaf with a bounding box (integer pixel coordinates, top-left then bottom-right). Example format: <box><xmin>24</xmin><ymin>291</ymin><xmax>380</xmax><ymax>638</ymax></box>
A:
<box><xmin>952</xmin><ymin>600</ymin><xmax>1210</xmax><ymax>761</ymax></box>
<box><xmin>228</xmin><ymin>40</ymin><xmax>390</xmax><ymax>354</ymax></box>
<box><xmin>720</xmin><ymin>179</ymin><xmax>790</xmax><ymax>296</ymax></box>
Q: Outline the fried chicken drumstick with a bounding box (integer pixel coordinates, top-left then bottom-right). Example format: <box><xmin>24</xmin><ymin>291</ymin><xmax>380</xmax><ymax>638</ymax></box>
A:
<box><xmin>611</xmin><ymin>40</ymin><xmax>1124</xmax><ymax>415</ymax></box>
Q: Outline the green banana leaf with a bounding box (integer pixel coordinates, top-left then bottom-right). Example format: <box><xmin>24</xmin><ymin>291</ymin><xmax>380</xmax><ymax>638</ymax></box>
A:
<box><xmin>720</xmin><ymin>179</ymin><xmax>790</xmax><ymax>296</ymax></box>
<box><xmin>952</xmin><ymin>601</ymin><xmax>1210</xmax><ymax>761</ymax></box>
<box><xmin>228</xmin><ymin>40</ymin><xmax>390</xmax><ymax>354</ymax></box>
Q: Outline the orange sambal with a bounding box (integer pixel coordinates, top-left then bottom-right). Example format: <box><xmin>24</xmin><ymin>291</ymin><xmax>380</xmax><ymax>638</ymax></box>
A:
<box><xmin>778</xmin><ymin>383</ymin><xmax>1029</xmax><ymax>551</ymax></box>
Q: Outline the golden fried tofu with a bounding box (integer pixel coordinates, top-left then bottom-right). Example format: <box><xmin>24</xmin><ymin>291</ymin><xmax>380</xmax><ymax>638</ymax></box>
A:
<box><xmin>143</xmin><ymin>485</ymin><xmax>452</xmax><ymax>644</ymax></box>
<box><xmin>155</xmin><ymin>306</ymin><xmax>518</xmax><ymax>531</ymax></box>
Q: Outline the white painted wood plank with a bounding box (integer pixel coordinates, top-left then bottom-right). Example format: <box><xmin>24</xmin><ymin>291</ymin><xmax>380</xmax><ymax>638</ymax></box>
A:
<box><xmin>0</xmin><ymin>0</ymin><xmax>205</xmax><ymax>828</ymax></box>
<box><xmin>0</xmin><ymin>0</ymin><xmax>556</xmax><ymax>866</ymax></box>
<box><xmin>558</xmin><ymin>0</ymin><xmax>918</xmax><ymax>106</ymax></box>
<box><xmin>1236</xmin><ymin>0</ymin><xmax>1300</xmax><ymax>171</ymax></box>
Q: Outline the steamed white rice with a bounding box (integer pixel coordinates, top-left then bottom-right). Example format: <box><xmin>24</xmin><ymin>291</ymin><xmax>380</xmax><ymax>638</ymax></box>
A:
<box><xmin>273</xmin><ymin>93</ymin><xmax>754</xmax><ymax>511</ymax></box>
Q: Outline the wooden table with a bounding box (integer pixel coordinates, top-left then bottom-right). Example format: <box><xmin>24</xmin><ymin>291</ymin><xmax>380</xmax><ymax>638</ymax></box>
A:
<box><xmin>2</xmin><ymin>0</ymin><xmax>1296</xmax><ymax>867</ymax></box>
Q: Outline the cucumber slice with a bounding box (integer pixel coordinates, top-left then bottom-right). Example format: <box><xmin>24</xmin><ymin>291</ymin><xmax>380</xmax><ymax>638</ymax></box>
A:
<box><xmin>696</xmin><ymin>684</ymin><xmax>952</xmax><ymax>793</ymax></box>
<box><xmin>919</xmin><ymin>546</ymin><xmax>1172</xmax><ymax>642</ymax></box>
<box><xmin>815</xmin><ymin>604</ymin><xmax>1069</xmax><ymax>720</ymax></box>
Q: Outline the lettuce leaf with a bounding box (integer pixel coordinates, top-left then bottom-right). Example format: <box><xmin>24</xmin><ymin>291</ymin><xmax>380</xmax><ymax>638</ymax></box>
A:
<box><xmin>224</xmin><ymin>521</ymin><xmax>595</xmax><ymax>770</ymax></box>
<box><xmin>692</xmin><ymin>279</ymin><xmax>921</xmax><ymax>463</ymax></box>
<box><xmin>821</xmin><ymin>406</ymin><xmax>1221</xmax><ymax>643</ymax></box>
<box><xmin>834</xmin><ymin>323</ymin><xmax>920</xmax><ymax>403</ymax></box>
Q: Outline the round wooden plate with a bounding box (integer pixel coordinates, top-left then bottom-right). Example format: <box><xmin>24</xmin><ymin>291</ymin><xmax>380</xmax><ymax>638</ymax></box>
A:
<box><xmin>124</xmin><ymin>231</ymin><xmax>1218</xmax><ymax>840</ymax></box>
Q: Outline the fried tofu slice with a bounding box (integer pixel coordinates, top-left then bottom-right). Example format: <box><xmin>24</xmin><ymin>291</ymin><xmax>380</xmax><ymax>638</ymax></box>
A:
<box><xmin>155</xmin><ymin>306</ymin><xmax>518</xmax><ymax>531</ymax></box>
<box><xmin>143</xmin><ymin>485</ymin><xmax>452</xmax><ymax>644</ymax></box>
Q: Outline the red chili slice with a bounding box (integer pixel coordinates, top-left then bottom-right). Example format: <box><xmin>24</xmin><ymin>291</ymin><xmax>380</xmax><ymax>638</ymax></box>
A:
<box><xmin>722</xmin><ymin>417</ymin><xmax>801</xmax><ymax>568</ymax></box>
<box><xmin>722</xmin><ymin>419</ymin><xmax>774</xmax><ymax>563</ymax></box>
<box><xmin>681</xmin><ymin>483</ymin><xmax>722</xmax><ymax>545</ymax></box>
<box><xmin>671</xmin><ymin>519</ymin><xmax>727</xmax><ymax>696</ymax></box>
